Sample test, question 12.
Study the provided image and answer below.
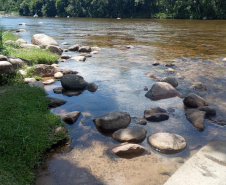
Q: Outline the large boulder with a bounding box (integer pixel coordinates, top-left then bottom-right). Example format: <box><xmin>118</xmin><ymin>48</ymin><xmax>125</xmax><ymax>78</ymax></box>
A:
<box><xmin>46</xmin><ymin>45</ymin><xmax>63</xmax><ymax>55</ymax></box>
<box><xmin>112</xmin><ymin>127</ymin><xmax>147</xmax><ymax>143</ymax></box>
<box><xmin>78</xmin><ymin>46</ymin><xmax>91</xmax><ymax>52</ymax></box>
<box><xmin>148</xmin><ymin>133</ymin><xmax>186</xmax><ymax>154</ymax></box>
<box><xmin>183</xmin><ymin>93</ymin><xmax>208</xmax><ymax>108</ymax></box>
<box><xmin>160</xmin><ymin>77</ymin><xmax>178</xmax><ymax>87</ymax></box>
<box><xmin>144</xmin><ymin>107</ymin><xmax>169</xmax><ymax>122</ymax></box>
<box><xmin>8</xmin><ymin>57</ymin><xmax>25</xmax><ymax>69</ymax></box>
<box><xmin>62</xmin><ymin>111</ymin><xmax>81</xmax><ymax>124</ymax></box>
<box><xmin>61</xmin><ymin>74</ymin><xmax>88</xmax><ymax>90</ymax></box>
<box><xmin>185</xmin><ymin>109</ymin><xmax>206</xmax><ymax>131</ymax></box>
<box><xmin>34</xmin><ymin>64</ymin><xmax>57</xmax><ymax>77</ymax></box>
<box><xmin>112</xmin><ymin>144</ymin><xmax>147</xmax><ymax>158</ymax></box>
<box><xmin>68</xmin><ymin>44</ymin><xmax>80</xmax><ymax>51</ymax></box>
<box><xmin>31</xmin><ymin>34</ymin><xmax>58</xmax><ymax>46</ymax></box>
<box><xmin>94</xmin><ymin>112</ymin><xmax>131</xmax><ymax>132</ymax></box>
<box><xmin>0</xmin><ymin>61</ymin><xmax>14</xmax><ymax>74</ymax></box>
<box><xmin>145</xmin><ymin>82</ymin><xmax>180</xmax><ymax>100</ymax></box>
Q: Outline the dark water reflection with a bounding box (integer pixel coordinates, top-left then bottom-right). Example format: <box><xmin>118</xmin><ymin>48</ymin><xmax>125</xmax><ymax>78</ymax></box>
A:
<box><xmin>1</xmin><ymin>16</ymin><xmax>226</xmax><ymax>184</ymax></box>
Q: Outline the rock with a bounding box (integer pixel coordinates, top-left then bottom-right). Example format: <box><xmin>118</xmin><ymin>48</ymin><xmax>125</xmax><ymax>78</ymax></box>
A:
<box><xmin>144</xmin><ymin>86</ymin><xmax>148</xmax><ymax>91</ymax></box>
<box><xmin>86</xmin><ymin>83</ymin><xmax>98</xmax><ymax>92</ymax></box>
<box><xmin>91</xmin><ymin>47</ymin><xmax>101</xmax><ymax>52</ymax></box>
<box><xmin>145</xmin><ymin>82</ymin><xmax>180</xmax><ymax>101</ymax></box>
<box><xmin>16</xmin><ymin>29</ymin><xmax>26</xmax><ymax>32</ymax></box>
<box><xmin>112</xmin><ymin>144</ymin><xmax>146</xmax><ymax>158</ymax></box>
<box><xmin>183</xmin><ymin>93</ymin><xmax>208</xmax><ymax>108</ymax></box>
<box><xmin>54</xmin><ymin>72</ymin><xmax>63</xmax><ymax>79</ymax></box>
<box><xmin>64</xmin><ymin>49</ymin><xmax>69</xmax><ymax>52</ymax></box>
<box><xmin>57</xmin><ymin>69</ymin><xmax>78</xmax><ymax>75</ymax></box>
<box><xmin>20</xmin><ymin>44</ymin><xmax>40</xmax><ymax>49</ymax></box>
<box><xmin>167</xmin><ymin>68</ymin><xmax>175</xmax><ymax>73</ymax></box>
<box><xmin>28</xmin><ymin>81</ymin><xmax>44</xmax><ymax>89</ymax></box>
<box><xmin>19</xmin><ymin>23</ymin><xmax>26</xmax><ymax>25</ymax></box>
<box><xmin>0</xmin><ymin>61</ymin><xmax>14</xmax><ymax>74</ymax></box>
<box><xmin>165</xmin><ymin>63</ymin><xmax>175</xmax><ymax>67</ymax></box>
<box><xmin>94</xmin><ymin>112</ymin><xmax>131</xmax><ymax>132</ymax></box>
<box><xmin>61</xmin><ymin>55</ymin><xmax>71</xmax><ymax>59</ymax></box>
<box><xmin>137</xmin><ymin>119</ymin><xmax>147</xmax><ymax>125</ymax></box>
<box><xmin>197</xmin><ymin>106</ymin><xmax>216</xmax><ymax>117</ymax></box>
<box><xmin>112</xmin><ymin>127</ymin><xmax>147</xmax><ymax>143</ymax></box>
<box><xmin>68</xmin><ymin>44</ymin><xmax>80</xmax><ymax>51</ymax></box>
<box><xmin>148</xmin><ymin>133</ymin><xmax>186</xmax><ymax>154</ymax></box>
<box><xmin>47</xmin><ymin>97</ymin><xmax>67</xmax><ymax>108</ymax></box>
<box><xmin>19</xmin><ymin>69</ymin><xmax>27</xmax><ymax>76</ymax></box>
<box><xmin>71</xmin><ymin>56</ymin><xmax>86</xmax><ymax>62</ymax></box>
<box><xmin>31</xmin><ymin>34</ymin><xmax>58</xmax><ymax>46</ymax></box>
<box><xmin>24</xmin><ymin>78</ymin><xmax>36</xmax><ymax>83</ymax></box>
<box><xmin>43</xmin><ymin>79</ymin><xmax>55</xmax><ymax>85</ymax></box>
<box><xmin>160</xmin><ymin>77</ymin><xmax>178</xmax><ymax>87</ymax></box>
<box><xmin>8</xmin><ymin>57</ymin><xmax>25</xmax><ymax>69</ymax></box>
<box><xmin>46</xmin><ymin>45</ymin><xmax>63</xmax><ymax>55</ymax></box>
<box><xmin>61</xmin><ymin>42</ymin><xmax>68</xmax><ymax>45</ymax></box>
<box><xmin>185</xmin><ymin>109</ymin><xmax>206</xmax><ymax>131</ymax></box>
<box><xmin>61</xmin><ymin>59</ymin><xmax>67</xmax><ymax>62</ymax></box>
<box><xmin>16</xmin><ymin>39</ymin><xmax>27</xmax><ymax>44</ymax></box>
<box><xmin>62</xmin><ymin>90</ymin><xmax>83</xmax><ymax>97</ymax></box>
<box><xmin>51</xmin><ymin>63</ymin><xmax>59</xmax><ymax>67</ymax></box>
<box><xmin>144</xmin><ymin>107</ymin><xmax>169</xmax><ymax>122</ymax></box>
<box><xmin>190</xmin><ymin>82</ymin><xmax>207</xmax><ymax>91</ymax></box>
<box><xmin>126</xmin><ymin>45</ymin><xmax>134</xmax><ymax>49</ymax></box>
<box><xmin>78</xmin><ymin>46</ymin><xmax>91</xmax><ymax>52</ymax></box>
<box><xmin>62</xmin><ymin>111</ymin><xmax>81</xmax><ymax>124</ymax></box>
<box><xmin>0</xmin><ymin>55</ymin><xmax>8</xmax><ymax>61</ymax></box>
<box><xmin>61</xmin><ymin>74</ymin><xmax>88</xmax><ymax>90</ymax></box>
<box><xmin>222</xmin><ymin>57</ymin><xmax>226</xmax><ymax>62</ymax></box>
<box><xmin>91</xmin><ymin>51</ymin><xmax>99</xmax><ymax>54</ymax></box>
<box><xmin>152</xmin><ymin>61</ymin><xmax>160</xmax><ymax>66</ymax></box>
<box><xmin>34</xmin><ymin>64</ymin><xmax>57</xmax><ymax>77</ymax></box>
<box><xmin>79</xmin><ymin>53</ymin><xmax>92</xmax><ymax>57</ymax></box>
<box><xmin>53</xmin><ymin>87</ymin><xmax>63</xmax><ymax>94</ymax></box>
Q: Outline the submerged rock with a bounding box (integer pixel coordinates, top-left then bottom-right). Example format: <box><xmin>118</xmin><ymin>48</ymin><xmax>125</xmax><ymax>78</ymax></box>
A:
<box><xmin>183</xmin><ymin>93</ymin><xmax>208</xmax><ymax>108</ymax></box>
<box><xmin>145</xmin><ymin>82</ymin><xmax>180</xmax><ymax>101</ymax></box>
<box><xmin>94</xmin><ymin>112</ymin><xmax>131</xmax><ymax>132</ymax></box>
<box><xmin>47</xmin><ymin>97</ymin><xmax>67</xmax><ymax>108</ymax></box>
<box><xmin>62</xmin><ymin>111</ymin><xmax>81</xmax><ymax>124</ymax></box>
<box><xmin>61</xmin><ymin>74</ymin><xmax>88</xmax><ymax>90</ymax></box>
<box><xmin>86</xmin><ymin>83</ymin><xmax>98</xmax><ymax>92</ymax></box>
<box><xmin>137</xmin><ymin>119</ymin><xmax>147</xmax><ymax>125</ymax></box>
<box><xmin>160</xmin><ymin>77</ymin><xmax>178</xmax><ymax>87</ymax></box>
<box><xmin>148</xmin><ymin>133</ymin><xmax>186</xmax><ymax>154</ymax></box>
<box><xmin>31</xmin><ymin>34</ymin><xmax>58</xmax><ymax>46</ymax></box>
<box><xmin>112</xmin><ymin>127</ymin><xmax>147</xmax><ymax>143</ymax></box>
<box><xmin>144</xmin><ymin>107</ymin><xmax>169</xmax><ymax>122</ymax></box>
<box><xmin>197</xmin><ymin>106</ymin><xmax>216</xmax><ymax>117</ymax></box>
<box><xmin>185</xmin><ymin>109</ymin><xmax>206</xmax><ymax>131</ymax></box>
<box><xmin>190</xmin><ymin>82</ymin><xmax>207</xmax><ymax>91</ymax></box>
<box><xmin>53</xmin><ymin>87</ymin><xmax>63</xmax><ymax>94</ymax></box>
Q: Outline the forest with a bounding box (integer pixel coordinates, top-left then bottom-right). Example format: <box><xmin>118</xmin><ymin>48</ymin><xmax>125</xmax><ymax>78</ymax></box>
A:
<box><xmin>0</xmin><ymin>0</ymin><xmax>226</xmax><ymax>19</ymax></box>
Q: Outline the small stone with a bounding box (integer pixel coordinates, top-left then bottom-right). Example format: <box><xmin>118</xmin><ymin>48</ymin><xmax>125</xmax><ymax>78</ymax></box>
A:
<box><xmin>152</xmin><ymin>61</ymin><xmax>160</xmax><ymax>66</ymax></box>
<box><xmin>8</xmin><ymin>57</ymin><xmax>25</xmax><ymax>69</ymax></box>
<box><xmin>18</xmin><ymin>69</ymin><xmax>27</xmax><ymax>76</ymax></box>
<box><xmin>19</xmin><ymin>23</ymin><xmax>26</xmax><ymax>25</ymax></box>
<box><xmin>64</xmin><ymin>49</ymin><xmax>69</xmax><ymax>52</ymax></box>
<box><xmin>79</xmin><ymin>53</ymin><xmax>92</xmax><ymax>57</ymax></box>
<box><xmin>43</xmin><ymin>79</ymin><xmax>55</xmax><ymax>85</ymax></box>
<box><xmin>61</xmin><ymin>59</ymin><xmax>67</xmax><ymax>62</ymax></box>
<box><xmin>61</xmin><ymin>55</ymin><xmax>71</xmax><ymax>59</ymax></box>
<box><xmin>86</xmin><ymin>83</ymin><xmax>98</xmax><ymax>92</ymax></box>
<box><xmin>68</xmin><ymin>44</ymin><xmax>80</xmax><ymax>51</ymax></box>
<box><xmin>91</xmin><ymin>51</ymin><xmax>99</xmax><ymax>54</ymax></box>
<box><xmin>91</xmin><ymin>47</ymin><xmax>101</xmax><ymax>52</ymax></box>
<box><xmin>197</xmin><ymin>106</ymin><xmax>216</xmax><ymax>117</ymax></box>
<box><xmin>46</xmin><ymin>45</ymin><xmax>63</xmax><ymax>55</ymax></box>
<box><xmin>190</xmin><ymin>82</ymin><xmax>207</xmax><ymax>91</ymax></box>
<box><xmin>165</xmin><ymin>63</ymin><xmax>175</xmax><ymax>67</ymax></box>
<box><xmin>61</xmin><ymin>74</ymin><xmax>88</xmax><ymax>90</ymax></box>
<box><xmin>51</xmin><ymin>63</ymin><xmax>59</xmax><ymax>67</ymax></box>
<box><xmin>144</xmin><ymin>107</ymin><xmax>169</xmax><ymax>122</ymax></box>
<box><xmin>48</xmin><ymin>97</ymin><xmax>67</xmax><ymax>108</ymax></box>
<box><xmin>24</xmin><ymin>78</ymin><xmax>36</xmax><ymax>83</ymax></box>
<box><xmin>185</xmin><ymin>109</ymin><xmax>206</xmax><ymax>131</ymax></box>
<box><xmin>183</xmin><ymin>93</ymin><xmax>208</xmax><ymax>108</ymax></box>
<box><xmin>54</xmin><ymin>72</ymin><xmax>63</xmax><ymax>79</ymax></box>
<box><xmin>16</xmin><ymin>39</ymin><xmax>27</xmax><ymax>44</ymax></box>
<box><xmin>61</xmin><ymin>42</ymin><xmax>68</xmax><ymax>45</ymax></box>
<box><xmin>53</xmin><ymin>87</ymin><xmax>63</xmax><ymax>94</ymax></box>
<box><xmin>78</xmin><ymin>46</ymin><xmax>91</xmax><ymax>52</ymax></box>
<box><xmin>167</xmin><ymin>68</ymin><xmax>175</xmax><ymax>73</ymax></box>
<box><xmin>71</xmin><ymin>56</ymin><xmax>86</xmax><ymax>62</ymax></box>
<box><xmin>126</xmin><ymin>45</ymin><xmax>134</xmax><ymax>49</ymax></box>
<box><xmin>62</xmin><ymin>111</ymin><xmax>81</xmax><ymax>124</ymax></box>
<box><xmin>144</xmin><ymin>86</ymin><xmax>148</xmax><ymax>91</ymax></box>
<box><xmin>160</xmin><ymin>77</ymin><xmax>178</xmax><ymax>87</ymax></box>
<box><xmin>137</xmin><ymin>119</ymin><xmax>147</xmax><ymax>125</ymax></box>
<box><xmin>16</xmin><ymin>29</ymin><xmax>26</xmax><ymax>32</ymax></box>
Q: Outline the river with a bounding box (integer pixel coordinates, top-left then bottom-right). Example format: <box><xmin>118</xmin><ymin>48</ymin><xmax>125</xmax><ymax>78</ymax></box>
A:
<box><xmin>1</xmin><ymin>16</ymin><xmax>226</xmax><ymax>185</ymax></box>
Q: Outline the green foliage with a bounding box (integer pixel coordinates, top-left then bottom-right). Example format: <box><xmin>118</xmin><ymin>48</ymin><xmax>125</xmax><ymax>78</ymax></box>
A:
<box><xmin>0</xmin><ymin>85</ymin><xmax>67</xmax><ymax>185</ymax></box>
<box><xmin>0</xmin><ymin>71</ymin><xmax>24</xmax><ymax>85</ymax></box>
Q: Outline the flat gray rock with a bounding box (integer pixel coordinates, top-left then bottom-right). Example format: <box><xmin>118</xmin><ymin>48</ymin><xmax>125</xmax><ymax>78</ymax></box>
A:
<box><xmin>61</xmin><ymin>74</ymin><xmax>88</xmax><ymax>90</ymax></box>
<box><xmin>144</xmin><ymin>107</ymin><xmax>169</xmax><ymax>122</ymax></box>
<box><xmin>145</xmin><ymin>82</ymin><xmax>180</xmax><ymax>100</ymax></box>
<box><xmin>112</xmin><ymin>127</ymin><xmax>147</xmax><ymax>143</ymax></box>
<box><xmin>185</xmin><ymin>109</ymin><xmax>206</xmax><ymax>131</ymax></box>
<box><xmin>62</xmin><ymin>111</ymin><xmax>81</xmax><ymax>124</ymax></box>
<box><xmin>31</xmin><ymin>34</ymin><xmax>58</xmax><ymax>46</ymax></box>
<box><xmin>148</xmin><ymin>133</ymin><xmax>186</xmax><ymax>154</ymax></box>
<box><xmin>183</xmin><ymin>93</ymin><xmax>208</xmax><ymax>108</ymax></box>
<box><xmin>94</xmin><ymin>112</ymin><xmax>131</xmax><ymax>132</ymax></box>
<box><xmin>48</xmin><ymin>97</ymin><xmax>67</xmax><ymax>108</ymax></box>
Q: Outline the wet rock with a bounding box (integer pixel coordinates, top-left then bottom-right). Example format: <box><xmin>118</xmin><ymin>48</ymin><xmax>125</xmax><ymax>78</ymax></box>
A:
<box><xmin>94</xmin><ymin>112</ymin><xmax>131</xmax><ymax>132</ymax></box>
<box><xmin>28</xmin><ymin>81</ymin><xmax>44</xmax><ymax>89</ymax></box>
<box><xmin>160</xmin><ymin>77</ymin><xmax>178</xmax><ymax>87</ymax></box>
<box><xmin>0</xmin><ymin>61</ymin><xmax>14</xmax><ymax>74</ymax></box>
<box><xmin>0</xmin><ymin>55</ymin><xmax>8</xmax><ymax>61</ymax></box>
<box><xmin>62</xmin><ymin>90</ymin><xmax>83</xmax><ymax>97</ymax></box>
<box><xmin>54</xmin><ymin>72</ymin><xmax>63</xmax><ymax>79</ymax></box>
<box><xmin>197</xmin><ymin>106</ymin><xmax>216</xmax><ymax>117</ymax></box>
<box><xmin>19</xmin><ymin>23</ymin><xmax>26</xmax><ymax>26</ymax></box>
<box><xmin>46</xmin><ymin>45</ymin><xmax>63</xmax><ymax>55</ymax></box>
<box><xmin>144</xmin><ymin>86</ymin><xmax>148</xmax><ymax>91</ymax></box>
<box><xmin>152</xmin><ymin>61</ymin><xmax>160</xmax><ymax>66</ymax></box>
<box><xmin>148</xmin><ymin>133</ymin><xmax>186</xmax><ymax>154</ymax></box>
<box><xmin>61</xmin><ymin>42</ymin><xmax>68</xmax><ymax>45</ymax></box>
<box><xmin>79</xmin><ymin>53</ymin><xmax>92</xmax><ymax>57</ymax></box>
<box><xmin>34</xmin><ymin>64</ymin><xmax>57</xmax><ymax>77</ymax></box>
<box><xmin>16</xmin><ymin>38</ymin><xmax>27</xmax><ymax>44</ymax></box>
<box><xmin>112</xmin><ymin>144</ymin><xmax>146</xmax><ymax>158</ymax></box>
<box><xmin>24</xmin><ymin>78</ymin><xmax>36</xmax><ymax>83</ymax></box>
<box><xmin>31</xmin><ymin>34</ymin><xmax>58</xmax><ymax>46</ymax></box>
<box><xmin>167</xmin><ymin>68</ymin><xmax>175</xmax><ymax>73</ymax></box>
<box><xmin>53</xmin><ymin>87</ymin><xmax>63</xmax><ymax>94</ymax></box>
<box><xmin>86</xmin><ymin>83</ymin><xmax>98</xmax><ymax>92</ymax></box>
<box><xmin>112</xmin><ymin>127</ymin><xmax>147</xmax><ymax>143</ymax></box>
<box><xmin>126</xmin><ymin>45</ymin><xmax>134</xmax><ymax>49</ymax></box>
<box><xmin>62</xmin><ymin>111</ymin><xmax>81</xmax><ymax>124</ymax></box>
<box><xmin>8</xmin><ymin>57</ymin><xmax>25</xmax><ymax>69</ymax></box>
<box><xmin>190</xmin><ymin>82</ymin><xmax>207</xmax><ymax>91</ymax></box>
<box><xmin>61</xmin><ymin>74</ymin><xmax>88</xmax><ymax>90</ymax></box>
<box><xmin>185</xmin><ymin>109</ymin><xmax>206</xmax><ymax>131</ymax></box>
<box><xmin>20</xmin><ymin>44</ymin><xmax>40</xmax><ymax>49</ymax></box>
<box><xmin>43</xmin><ymin>79</ymin><xmax>55</xmax><ymax>85</ymax></box>
<box><xmin>71</xmin><ymin>56</ymin><xmax>86</xmax><ymax>62</ymax></box>
<box><xmin>144</xmin><ymin>107</ymin><xmax>169</xmax><ymax>122</ymax></box>
<box><xmin>91</xmin><ymin>47</ymin><xmax>101</xmax><ymax>52</ymax></box>
<box><xmin>47</xmin><ymin>97</ymin><xmax>67</xmax><ymax>108</ymax></box>
<box><xmin>68</xmin><ymin>44</ymin><xmax>80</xmax><ymax>51</ymax></box>
<box><xmin>16</xmin><ymin>29</ymin><xmax>26</xmax><ymax>32</ymax></box>
<box><xmin>145</xmin><ymin>82</ymin><xmax>180</xmax><ymax>101</ymax></box>
<box><xmin>165</xmin><ymin>63</ymin><xmax>175</xmax><ymax>67</ymax></box>
<box><xmin>61</xmin><ymin>55</ymin><xmax>71</xmax><ymax>59</ymax></box>
<box><xmin>64</xmin><ymin>49</ymin><xmax>69</xmax><ymax>52</ymax></box>
<box><xmin>78</xmin><ymin>46</ymin><xmax>91</xmax><ymax>52</ymax></box>
<box><xmin>183</xmin><ymin>93</ymin><xmax>208</xmax><ymax>108</ymax></box>
<box><xmin>57</xmin><ymin>69</ymin><xmax>78</xmax><ymax>75</ymax></box>
<box><xmin>137</xmin><ymin>119</ymin><xmax>147</xmax><ymax>125</ymax></box>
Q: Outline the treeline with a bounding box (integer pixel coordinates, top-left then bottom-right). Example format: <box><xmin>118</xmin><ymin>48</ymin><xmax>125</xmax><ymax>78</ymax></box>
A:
<box><xmin>0</xmin><ymin>0</ymin><xmax>226</xmax><ymax>19</ymax></box>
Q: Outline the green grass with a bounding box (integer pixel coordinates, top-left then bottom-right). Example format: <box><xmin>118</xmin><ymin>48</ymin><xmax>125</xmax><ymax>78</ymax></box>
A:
<box><xmin>0</xmin><ymin>85</ymin><xmax>67</xmax><ymax>185</ymax></box>
<box><xmin>2</xmin><ymin>31</ymin><xmax>18</xmax><ymax>43</ymax></box>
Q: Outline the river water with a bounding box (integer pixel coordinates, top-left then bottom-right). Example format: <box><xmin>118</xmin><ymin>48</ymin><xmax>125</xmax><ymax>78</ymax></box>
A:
<box><xmin>1</xmin><ymin>17</ymin><xmax>226</xmax><ymax>185</ymax></box>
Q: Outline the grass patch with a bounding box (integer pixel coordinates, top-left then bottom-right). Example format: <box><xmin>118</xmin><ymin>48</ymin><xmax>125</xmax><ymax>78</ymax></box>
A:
<box><xmin>0</xmin><ymin>85</ymin><xmax>67</xmax><ymax>185</ymax></box>
<box><xmin>2</xmin><ymin>31</ymin><xmax>18</xmax><ymax>43</ymax></box>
